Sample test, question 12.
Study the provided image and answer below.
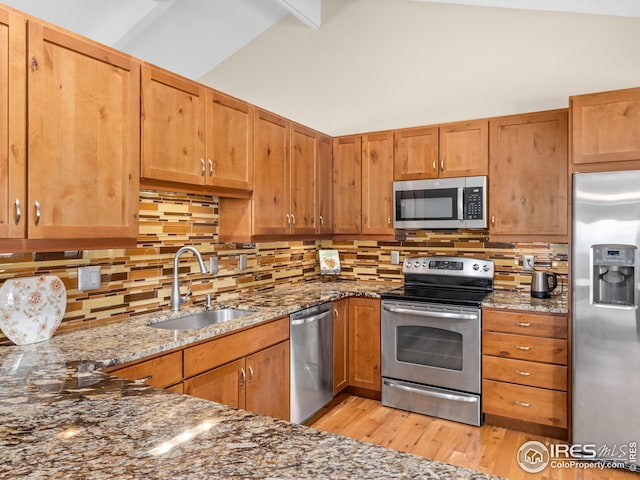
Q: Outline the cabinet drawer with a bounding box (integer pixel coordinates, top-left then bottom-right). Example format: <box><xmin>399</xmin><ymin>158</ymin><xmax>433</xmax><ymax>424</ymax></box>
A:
<box><xmin>483</xmin><ymin>309</ymin><xmax>567</xmax><ymax>339</ymax></box>
<box><xmin>483</xmin><ymin>379</ymin><xmax>567</xmax><ymax>428</ymax></box>
<box><xmin>483</xmin><ymin>355</ymin><xmax>567</xmax><ymax>390</ymax></box>
<box><xmin>184</xmin><ymin>317</ymin><xmax>289</xmax><ymax>378</ymax></box>
<box><xmin>109</xmin><ymin>351</ymin><xmax>183</xmax><ymax>388</ymax></box>
<box><xmin>483</xmin><ymin>332</ymin><xmax>567</xmax><ymax>364</ymax></box>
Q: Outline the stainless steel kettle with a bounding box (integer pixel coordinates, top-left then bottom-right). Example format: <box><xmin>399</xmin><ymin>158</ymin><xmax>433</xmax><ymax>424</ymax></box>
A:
<box><xmin>531</xmin><ymin>271</ymin><xmax>557</xmax><ymax>298</ymax></box>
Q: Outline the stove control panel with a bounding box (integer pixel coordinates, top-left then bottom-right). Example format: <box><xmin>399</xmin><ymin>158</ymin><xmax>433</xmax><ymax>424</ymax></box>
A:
<box><xmin>403</xmin><ymin>256</ymin><xmax>494</xmax><ymax>278</ymax></box>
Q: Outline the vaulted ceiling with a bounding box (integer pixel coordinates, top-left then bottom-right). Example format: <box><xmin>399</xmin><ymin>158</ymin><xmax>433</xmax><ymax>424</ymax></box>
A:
<box><xmin>4</xmin><ymin>0</ymin><xmax>640</xmax><ymax>81</ymax></box>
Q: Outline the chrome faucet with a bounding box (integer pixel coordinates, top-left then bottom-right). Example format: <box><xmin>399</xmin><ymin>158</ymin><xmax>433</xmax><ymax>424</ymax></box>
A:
<box><xmin>170</xmin><ymin>246</ymin><xmax>209</xmax><ymax>312</ymax></box>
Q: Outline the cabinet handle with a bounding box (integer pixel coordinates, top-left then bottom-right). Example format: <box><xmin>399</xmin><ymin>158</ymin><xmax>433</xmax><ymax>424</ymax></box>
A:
<box><xmin>387</xmin><ymin>216</ymin><xmax>391</xmax><ymax>226</ymax></box>
<box><xmin>34</xmin><ymin>200</ymin><xmax>41</xmax><ymax>226</ymax></box>
<box><xmin>432</xmin><ymin>160</ymin><xmax>436</xmax><ymax>172</ymax></box>
<box><xmin>515</xmin><ymin>345</ymin><xmax>531</xmax><ymax>351</ymax></box>
<box><xmin>515</xmin><ymin>322</ymin><xmax>531</xmax><ymax>327</ymax></box>
<box><xmin>239</xmin><ymin>367</ymin><xmax>246</xmax><ymax>386</ymax></box>
<box><xmin>440</xmin><ymin>160</ymin><xmax>444</xmax><ymax>171</ymax></box>
<box><xmin>286</xmin><ymin>213</ymin><xmax>291</xmax><ymax>226</ymax></box>
<box><xmin>515</xmin><ymin>370</ymin><xmax>531</xmax><ymax>377</ymax></box>
<box><xmin>200</xmin><ymin>158</ymin><xmax>206</xmax><ymax>176</ymax></box>
<box><xmin>514</xmin><ymin>400</ymin><xmax>531</xmax><ymax>407</ymax></box>
<box><xmin>208</xmin><ymin>159</ymin><xmax>214</xmax><ymax>176</ymax></box>
<box><xmin>491</xmin><ymin>215</ymin><xmax>496</xmax><ymax>226</ymax></box>
<box><xmin>319</xmin><ymin>215</ymin><xmax>324</xmax><ymax>226</ymax></box>
<box><xmin>248</xmin><ymin>366</ymin><xmax>254</xmax><ymax>383</ymax></box>
<box><xmin>14</xmin><ymin>199</ymin><xmax>21</xmax><ymax>225</ymax></box>
<box><xmin>334</xmin><ymin>308</ymin><xmax>338</xmax><ymax>317</ymax></box>
<box><xmin>291</xmin><ymin>213</ymin><xmax>295</xmax><ymax>225</ymax></box>
<box><xmin>132</xmin><ymin>375</ymin><xmax>153</xmax><ymax>384</ymax></box>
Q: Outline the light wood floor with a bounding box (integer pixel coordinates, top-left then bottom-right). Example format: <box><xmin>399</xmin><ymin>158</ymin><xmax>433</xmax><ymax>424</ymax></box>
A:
<box><xmin>310</xmin><ymin>394</ymin><xmax>637</xmax><ymax>480</ymax></box>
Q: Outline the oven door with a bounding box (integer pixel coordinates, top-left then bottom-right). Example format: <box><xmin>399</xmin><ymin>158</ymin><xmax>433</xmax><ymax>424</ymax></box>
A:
<box><xmin>381</xmin><ymin>300</ymin><xmax>481</xmax><ymax>394</ymax></box>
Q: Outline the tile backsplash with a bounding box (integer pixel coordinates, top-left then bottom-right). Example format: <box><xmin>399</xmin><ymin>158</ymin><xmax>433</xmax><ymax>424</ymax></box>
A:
<box><xmin>0</xmin><ymin>191</ymin><xmax>567</xmax><ymax>341</ymax></box>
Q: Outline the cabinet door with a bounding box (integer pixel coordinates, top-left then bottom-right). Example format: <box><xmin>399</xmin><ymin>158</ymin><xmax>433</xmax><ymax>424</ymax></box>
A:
<box><xmin>439</xmin><ymin>119</ymin><xmax>488</xmax><ymax>178</ymax></box>
<box><xmin>290</xmin><ymin>123</ymin><xmax>317</xmax><ymax>235</ymax></box>
<box><xmin>317</xmin><ymin>134</ymin><xmax>333</xmax><ymax>234</ymax></box>
<box><xmin>333</xmin><ymin>135</ymin><xmax>361</xmax><ymax>235</ymax></box>
<box><xmin>348</xmin><ymin>298</ymin><xmax>381</xmax><ymax>392</ymax></box>
<box><xmin>0</xmin><ymin>8</ymin><xmax>26</xmax><ymax>239</ymax></box>
<box><xmin>362</xmin><ymin>132</ymin><xmax>394</xmax><ymax>235</ymax></box>
<box><xmin>109</xmin><ymin>351</ymin><xmax>183</xmax><ymax>389</ymax></box>
<box><xmin>333</xmin><ymin>299</ymin><xmax>349</xmax><ymax>395</ymax></box>
<box><xmin>394</xmin><ymin>126</ymin><xmax>438</xmax><ymax>180</ymax></box>
<box><xmin>183</xmin><ymin>358</ymin><xmax>246</xmax><ymax>410</ymax></box>
<box><xmin>252</xmin><ymin>109</ymin><xmax>290</xmax><ymax>236</ymax></box>
<box><xmin>141</xmin><ymin>65</ymin><xmax>206</xmax><ymax>185</ymax></box>
<box><xmin>245</xmin><ymin>340</ymin><xmax>290</xmax><ymax>421</ymax></box>
<box><xmin>489</xmin><ymin>110</ymin><xmax>568</xmax><ymax>241</ymax></box>
<box><xmin>206</xmin><ymin>90</ymin><xmax>253</xmax><ymax>190</ymax></box>
<box><xmin>571</xmin><ymin>87</ymin><xmax>640</xmax><ymax>166</ymax></box>
<box><xmin>27</xmin><ymin>22</ymin><xmax>140</xmax><ymax>239</ymax></box>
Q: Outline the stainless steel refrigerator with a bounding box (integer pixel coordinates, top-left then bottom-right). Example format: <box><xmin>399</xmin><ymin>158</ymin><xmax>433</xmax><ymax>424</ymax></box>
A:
<box><xmin>573</xmin><ymin>170</ymin><xmax>640</xmax><ymax>468</ymax></box>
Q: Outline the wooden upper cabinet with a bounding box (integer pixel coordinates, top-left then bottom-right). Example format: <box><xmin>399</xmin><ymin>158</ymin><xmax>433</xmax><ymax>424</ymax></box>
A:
<box><xmin>394</xmin><ymin>120</ymin><xmax>488</xmax><ymax>180</ymax></box>
<box><xmin>206</xmin><ymin>90</ymin><xmax>253</xmax><ymax>190</ymax></box>
<box><xmin>394</xmin><ymin>126</ymin><xmax>438</xmax><ymax>180</ymax></box>
<box><xmin>253</xmin><ymin>109</ymin><xmax>290</xmax><ymax>236</ymax></box>
<box><xmin>317</xmin><ymin>134</ymin><xmax>333</xmax><ymax>235</ymax></box>
<box><xmin>290</xmin><ymin>123</ymin><xmax>318</xmax><ymax>235</ymax></box>
<box><xmin>362</xmin><ymin>132</ymin><xmax>394</xmax><ymax>235</ymax></box>
<box><xmin>571</xmin><ymin>87</ymin><xmax>640</xmax><ymax>169</ymax></box>
<box><xmin>141</xmin><ymin>64</ymin><xmax>206</xmax><ymax>185</ymax></box>
<box><xmin>27</xmin><ymin>21</ymin><xmax>140</xmax><ymax>240</ymax></box>
<box><xmin>489</xmin><ymin>109</ymin><xmax>568</xmax><ymax>241</ymax></box>
<box><xmin>439</xmin><ymin>119</ymin><xmax>488</xmax><ymax>178</ymax></box>
<box><xmin>333</xmin><ymin>135</ymin><xmax>362</xmax><ymax>235</ymax></box>
<box><xmin>0</xmin><ymin>8</ymin><xmax>26</xmax><ymax>240</ymax></box>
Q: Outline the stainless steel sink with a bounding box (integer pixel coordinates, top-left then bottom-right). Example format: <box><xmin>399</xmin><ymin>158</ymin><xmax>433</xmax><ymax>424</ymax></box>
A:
<box><xmin>149</xmin><ymin>308</ymin><xmax>254</xmax><ymax>330</ymax></box>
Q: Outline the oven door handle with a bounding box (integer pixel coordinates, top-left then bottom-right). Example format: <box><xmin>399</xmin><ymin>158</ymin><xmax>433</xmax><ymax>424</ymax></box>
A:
<box><xmin>383</xmin><ymin>380</ymin><xmax>477</xmax><ymax>403</ymax></box>
<box><xmin>383</xmin><ymin>305</ymin><xmax>477</xmax><ymax>321</ymax></box>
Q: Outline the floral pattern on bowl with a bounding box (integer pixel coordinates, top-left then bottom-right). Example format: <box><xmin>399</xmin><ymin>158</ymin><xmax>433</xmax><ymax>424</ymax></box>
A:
<box><xmin>0</xmin><ymin>275</ymin><xmax>67</xmax><ymax>345</ymax></box>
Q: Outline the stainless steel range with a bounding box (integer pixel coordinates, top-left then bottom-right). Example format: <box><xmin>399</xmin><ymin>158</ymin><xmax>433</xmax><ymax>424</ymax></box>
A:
<box><xmin>381</xmin><ymin>256</ymin><xmax>494</xmax><ymax>426</ymax></box>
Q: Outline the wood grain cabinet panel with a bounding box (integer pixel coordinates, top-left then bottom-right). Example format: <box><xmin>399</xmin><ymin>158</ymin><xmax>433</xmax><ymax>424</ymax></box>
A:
<box><xmin>394</xmin><ymin>126</ymin><xmax>439</xmax><ymax>180</ymax></box>
<box><xmin>27</xmin><ymin>21</ymin><xmax>140</xmax><ymax>241</ymax></box>
<box><xmin>348</xmin><ymin>297</ymin><xmax>381</xmax><ymax>392</ymax></box>
<box><xmin>483</xmin><ymin>309</ymin><xmax>568</xmax><ymax>339</ymax></box>
<box><xmin>333</xmin><ymin>298</ymin><xmax>349</xmax><ymax>395</ymax></box>
<box><xmin>333</xmin><ymin>135</ymin><xmax>362</xmax><ymax>235</ymax></box>
<box><xmin>289</xmin><ymin>123</ymin><xmax>319</xmax><ymax>235</ymax></box>
<box><xmin>0</xmin><ymin>7</ymin><xmax>26</xmax><ymax>240</ymax></box>
<box><xmin>108</xmin><ymin>350</ymin><xmax>183</xmax><ymax>389</ymax></box>
<box><xmin>489</xmin><ymin>109</ymin><xmax>568</xmax><ymax>241</ymax></box>
<box><xmin>317</xmin><ymin>134</ymin><xmax>333</xmax><ymax>235</ymax></box>
<box><xmin>184</xmin><ymin>358</ymin><xmax>246</xmax><ymax>410</ymax></box>
<box><xmin>245</xmin><ymin>340</ymin><xmax>290</xmax><ymax>421</ymax></box>
<box><xmin>483</xmin><ymin>355</ymin><xmax>567</xmax><ymax>391</ymax></box>
<box><xmin>571</xmin><ymin>87</ymin><xmax>640</xmax><ymax>167</ymax></box>
<box><xmin>362</xmin><ymin>132</ymin><xmax>394</xmax><ymax>235</ymax></box>
<box><xmin>482</xmin><ymin>331</ymin><xmax>567</xmax><ymax>365</ymax></box>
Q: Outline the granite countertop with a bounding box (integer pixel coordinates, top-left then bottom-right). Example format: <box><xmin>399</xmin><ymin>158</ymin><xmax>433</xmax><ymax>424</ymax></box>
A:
<box><xmin>0</xmin><ymin>280</ymin><xmax>502</xmax><ymax>479</ymax></box>
<box><xmin>482</xmin><ymin>290</ymin><xmax>569</xmax><ymax>315</ymax></box>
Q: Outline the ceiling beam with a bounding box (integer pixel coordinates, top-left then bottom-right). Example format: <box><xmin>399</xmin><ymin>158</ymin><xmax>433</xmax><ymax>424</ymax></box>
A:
<box><xmin>277</xmin><ymin>0</ymin><xmax>321</xmax><ymax>29</ymax></box>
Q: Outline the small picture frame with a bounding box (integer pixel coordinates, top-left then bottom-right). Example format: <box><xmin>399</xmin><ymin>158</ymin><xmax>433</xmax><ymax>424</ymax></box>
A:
<box><xmin>319</xmin><ymin>249</ymin><xmax>341</xmax><ymax>275</ymax></box>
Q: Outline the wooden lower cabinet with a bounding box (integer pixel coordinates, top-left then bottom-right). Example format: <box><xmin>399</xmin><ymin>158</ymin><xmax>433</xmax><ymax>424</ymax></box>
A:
<box><xmin>348</xmin><ymin>297</ymin><xmax>381</xmax><ymax>393</ymax></box>
<box><xmin>108</xmin><ymin>350</ymin><xmax>182</xmax><ymax>389</ymax></box>
<box><xmin>333</xmin><ymin>299</ymin><xmax>349</xmax><ymax>395</ymax></box>
<box><xmin>482</xmin><ymin>308</ymin><xmax>569</xmax><ymax>438</ymax></box>
<box><xmin>184</xmin><ymin>341</ymin><xmax>290</xmax><ymax>420</ymax></box>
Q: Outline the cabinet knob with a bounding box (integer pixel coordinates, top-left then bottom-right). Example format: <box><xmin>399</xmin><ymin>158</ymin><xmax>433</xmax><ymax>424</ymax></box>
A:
<box><xmin>14</xmin><ymin>199</ymin><xmax>21</xmax><ymax>225</ymax></box>
<box><xmin>34</xmin><ymin>200</ymin><xmax>41</xmax><ymax>226</ymax></box>
<box><xmin>208</xmin><ymin>159</ymin><xmax>214</xmax><ymax>176</ymax></box>
<box><xmin>200</xmin><ymin>158</ymin><xmax>206</xmax><ymax>176</ymax></box>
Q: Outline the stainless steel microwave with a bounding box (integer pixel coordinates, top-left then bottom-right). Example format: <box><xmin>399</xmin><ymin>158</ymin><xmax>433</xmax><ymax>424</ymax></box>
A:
<box><xmin>393</xmin><ymin>176</ymin><xmax>487</xmax><ymax>229</ymax></box>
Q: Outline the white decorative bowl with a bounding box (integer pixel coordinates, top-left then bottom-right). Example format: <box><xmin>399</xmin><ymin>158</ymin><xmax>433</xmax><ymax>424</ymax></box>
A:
<box><xmin>0</xmin><ymin>275</ymin><xmax>67</xmax><ymax>345</ymax></box>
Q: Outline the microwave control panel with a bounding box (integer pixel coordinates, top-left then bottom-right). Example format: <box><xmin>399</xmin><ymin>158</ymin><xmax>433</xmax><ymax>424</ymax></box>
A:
<box><xmin>463</xmin><ymin>186</ymin><xmax>484</xmax><ymax>220</ymax></box>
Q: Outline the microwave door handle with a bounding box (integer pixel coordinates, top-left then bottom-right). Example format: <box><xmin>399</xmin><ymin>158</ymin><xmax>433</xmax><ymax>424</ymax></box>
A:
<box><xmin>457</xmin><ymin>188</ymin><xmax>464</xmax><ymax>220</ymax></box>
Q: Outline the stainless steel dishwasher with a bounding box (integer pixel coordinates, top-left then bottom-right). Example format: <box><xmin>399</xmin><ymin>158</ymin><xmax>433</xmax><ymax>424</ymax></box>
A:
<box><xmin>290</xmin><ymin>302</ymin><xmax>333</xmax><ymax>423</ymax></box>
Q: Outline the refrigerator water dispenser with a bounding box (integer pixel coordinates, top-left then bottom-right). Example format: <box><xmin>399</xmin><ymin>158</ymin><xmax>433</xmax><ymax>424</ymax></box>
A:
<box><xmin>592</xmin><ymin>244</ymin><xmax>636</xmax><ymax>307</ymax></box>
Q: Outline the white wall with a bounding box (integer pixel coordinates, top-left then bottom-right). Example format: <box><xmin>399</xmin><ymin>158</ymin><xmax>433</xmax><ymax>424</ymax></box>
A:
<box><xmin>199</xmin><ymin>0</ymin><xmax>640</xmax><ymax>136</ymax></box>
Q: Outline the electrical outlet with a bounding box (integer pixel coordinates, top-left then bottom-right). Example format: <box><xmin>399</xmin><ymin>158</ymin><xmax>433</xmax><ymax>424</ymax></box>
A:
<box><xmin>523</xmin><ymin>255</ymin><xmax>535</xmax><ymax>271</ymax></box>
<box><xmin>238</xmin><ymin>254</ymin><xmax>247</xmax><ymax>271</ymax></box>
<box><xmin>391</xmin><ymin>251</ymin><xmax>400</xmax><ymax>265</ymax></box>
<box><xmin>78</xmin><ymin>266</ymin><xmax>101</xmax><ymax>291</ymax></box>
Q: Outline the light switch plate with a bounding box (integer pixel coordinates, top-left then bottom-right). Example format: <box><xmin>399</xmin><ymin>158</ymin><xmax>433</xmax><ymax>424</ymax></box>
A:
<box><xmin>391</xmin><ymin>251</ymin><xmax>400</xmax><ymax>265</ymax></box>
<box><xmin>210</xmin><ymin>256</ymin><xmax>218</xmax><ymax>275</ymax></box>
<box><xmin>238</xmin><ymin>254</ymin><xmax>247</xmax><ymax>271</ymax></box>
<box><xmin>78</xmin><ymin>266</ymin><xmax>101</xmax><ymax>291</ymax></box>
